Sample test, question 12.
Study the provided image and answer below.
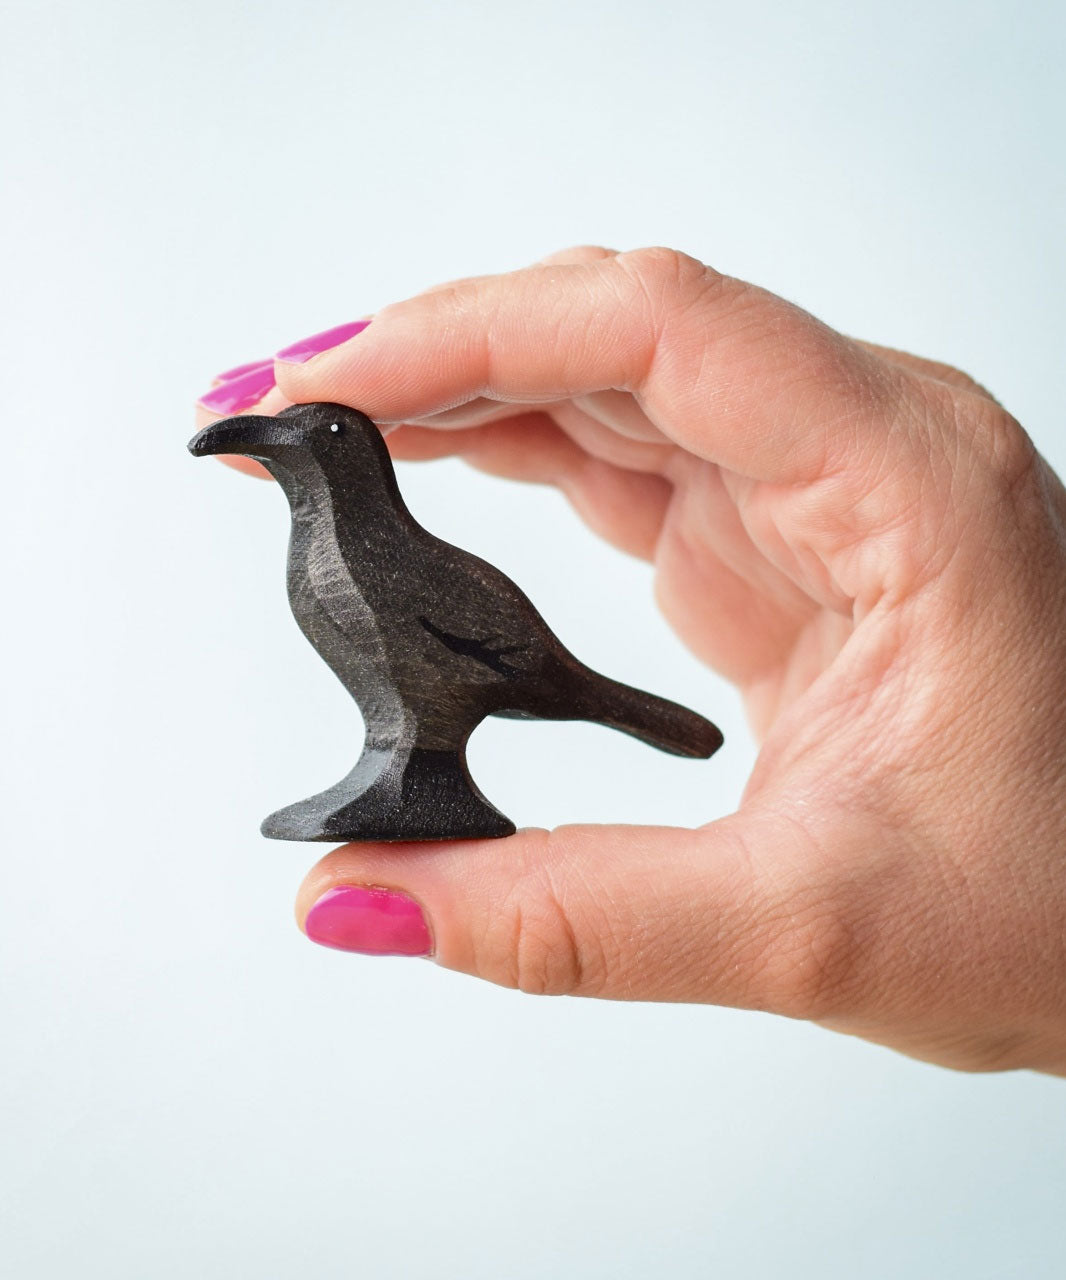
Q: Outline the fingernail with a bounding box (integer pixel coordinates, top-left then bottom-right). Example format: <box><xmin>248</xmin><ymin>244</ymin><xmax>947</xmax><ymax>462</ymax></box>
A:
<box><xmin>197</xmin><ymin>362</ymin><xmax>276</xmax><ymax>414</ymax></box>
<box><xmin>212</xmin><ymin>357</ymin><xmax>273</xmax><ymax>383</ymax></box>
<box><xmin>304</xmin><ymin>885</ymin><xmax>432</xmax><ymax>957</ymax></box>
<box><xmin>275</xmin><ymin>319</ymin><xmax>371</xmax><ymax>364</ymax></box>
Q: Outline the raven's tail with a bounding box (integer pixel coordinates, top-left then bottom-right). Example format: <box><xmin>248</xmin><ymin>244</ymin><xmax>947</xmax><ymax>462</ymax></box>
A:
<box><xmin>571</xmin><ymin>670</ymin><xmax>724</xmax><ymax>759</ymax></box>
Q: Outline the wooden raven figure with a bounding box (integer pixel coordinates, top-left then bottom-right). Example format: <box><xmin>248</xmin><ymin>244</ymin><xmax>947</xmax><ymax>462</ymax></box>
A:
<box><xmin>189</xmin><ymin>403</ymin><xmax>723</xmax><ymax>842</ymax></box>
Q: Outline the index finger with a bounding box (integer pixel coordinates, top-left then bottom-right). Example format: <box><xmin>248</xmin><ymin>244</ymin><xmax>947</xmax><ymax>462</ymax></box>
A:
<box><xmin>273</xmin><ymin>246</ymin><xmax>899</xmax><ymax>486</ymax></box>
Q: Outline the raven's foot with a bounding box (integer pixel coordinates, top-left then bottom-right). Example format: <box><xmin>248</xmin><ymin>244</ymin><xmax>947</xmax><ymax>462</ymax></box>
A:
<box><xmin>260</xmin><ymin>746</ymin><xmax>516</xmax><ymax>843</ymax></box>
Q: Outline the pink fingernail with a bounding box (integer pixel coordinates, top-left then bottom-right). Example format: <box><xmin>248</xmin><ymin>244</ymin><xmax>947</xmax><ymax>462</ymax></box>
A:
<box><xmin>212</xmin><ymin>357</ymin><xmax>273</xmax><ymax>383</ymax></box>
<box><xmin>275</xmin><ymin>319</ymin><xmax>371</xmax><ymax>364</ymax></box>
<box><xmin>304</xmin><ymin>885</ymin><xmax>432</xmax><ymax>957</ymax></box>
<box><xmin>197</xmin><ymin>363</ymin><xmax>277</xmax><ymax>414</ymax></box>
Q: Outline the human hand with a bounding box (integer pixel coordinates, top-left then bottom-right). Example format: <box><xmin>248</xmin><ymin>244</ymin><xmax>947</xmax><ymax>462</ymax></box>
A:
<box><xmin>197</xmin><ymin>246</ymin><xmax>1066</xmax><ymax>1075</ymax></box>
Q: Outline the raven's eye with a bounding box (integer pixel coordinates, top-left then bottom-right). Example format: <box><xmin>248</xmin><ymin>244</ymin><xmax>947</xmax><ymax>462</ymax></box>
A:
<box><xmin>329</xmin><ymin>422</ymin><xmax>341</xmax><ymax>434</ymax></box>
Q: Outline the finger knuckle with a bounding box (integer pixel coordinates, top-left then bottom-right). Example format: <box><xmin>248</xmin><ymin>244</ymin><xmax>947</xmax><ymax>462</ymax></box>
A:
<box><xmin>485</xmin><ymin>856</ymin><xmax>609</xmax><ymax>998</ymax></box>
<box><xmin>936</xmin><ymin>361</ymin><xmax>985</xmax><ymax>393</ymax></box>
<box><xmin>752</xmin><ymin>889</ymin><xmax>860</xmax><ymax>1021</ymax></box>
<box><xmin>618</xmin><ymin>245</ymin><xmax>721</xmax><ymax>302</ymax></box>
<box><xmin>915</xmin><ymin>356</ymin><xmax>1000</xmax><ymax>403</ymax></box>
<box><xmin>915</xmin><ymin>377</ymin><xmax>1036</xmax><ymax>495</ymax></box>
<box><xmin>542</xmin><ymin>244</ymin><xmax>616</xmax><ymax>264</ymax></box>
<box><xmin>512</xmin><ymin>875</ymin><xmax>602</xmax><ymax>997</ymax></box>
<box><xmin>976</xmin><ymin>407</ymin><xmax>1039</xmax><ymax>496</ymax></box>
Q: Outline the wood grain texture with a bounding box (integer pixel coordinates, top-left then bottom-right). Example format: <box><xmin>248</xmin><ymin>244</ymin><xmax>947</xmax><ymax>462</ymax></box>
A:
<box><xmin>189</xmin><ymin>403</ymin><xmax>723</xmax><ymax>842</ymax></box>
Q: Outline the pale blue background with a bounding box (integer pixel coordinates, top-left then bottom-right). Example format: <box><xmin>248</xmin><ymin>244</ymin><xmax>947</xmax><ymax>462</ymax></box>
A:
<box><xmin>1</xmin><ymin>1</ymin><xmax>1064</xmax><ymax>1276</ymax></box>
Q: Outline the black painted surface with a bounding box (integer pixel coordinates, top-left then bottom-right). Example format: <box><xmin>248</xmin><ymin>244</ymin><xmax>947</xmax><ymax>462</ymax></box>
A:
<box><xmin>189</xmin><ymin>403</ymin><xmax>723</xmax><ymax>841</ymax></box>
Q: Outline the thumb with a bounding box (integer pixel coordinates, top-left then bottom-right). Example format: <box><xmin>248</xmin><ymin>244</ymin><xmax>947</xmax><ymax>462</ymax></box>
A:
<box><xmin>294</xmin><ymin>814</ymin><xmax>851</xmax><ymax>1015</ymax></box>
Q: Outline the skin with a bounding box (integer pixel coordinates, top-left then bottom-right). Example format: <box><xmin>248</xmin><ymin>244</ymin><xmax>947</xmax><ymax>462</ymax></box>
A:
<box><xmin>198</xmin><ymin>246</ymin><xmax>1066</xmax><ymax>1075</ymax></box>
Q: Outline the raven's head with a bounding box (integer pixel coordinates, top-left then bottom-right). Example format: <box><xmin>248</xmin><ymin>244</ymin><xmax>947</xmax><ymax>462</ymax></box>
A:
<box><xmin>188</xmin><ymin>402</ymin><xmax>378</xmax><ymax>466</ymax></box>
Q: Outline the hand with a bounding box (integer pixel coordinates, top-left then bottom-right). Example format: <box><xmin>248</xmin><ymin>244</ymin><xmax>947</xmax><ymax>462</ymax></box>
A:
<box><xmin>198</xmin><ymin>246</ymin><xmax>1066</xmax><ymax>1075</ymax></box>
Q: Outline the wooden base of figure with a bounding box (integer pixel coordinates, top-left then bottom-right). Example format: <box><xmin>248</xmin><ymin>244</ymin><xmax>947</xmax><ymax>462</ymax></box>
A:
<box><xmin>261</xmin><ymin>744</ymin><xmax>516</xmax><ymax>842</ymax></box>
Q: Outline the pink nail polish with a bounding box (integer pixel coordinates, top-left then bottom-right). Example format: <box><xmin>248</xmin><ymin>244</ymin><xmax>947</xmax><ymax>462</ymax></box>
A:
<box><xmin>213</xmin><ymin>357</ymin><xmax>273</xmax><ymax>383</ymax></box>
<box><xmin>304</xmin><ymin>885</ymin><xmax>432</xmax><ymax>957</ymax></box>
<box><xmin>275</xmin><ymin>319</ymin><xmax>371</xmax><ymax>364</ymax></box>
<box><xmin>198</xmin><ymin>363</ymin><xmax>276</xmax><ymax>414</ymax></box>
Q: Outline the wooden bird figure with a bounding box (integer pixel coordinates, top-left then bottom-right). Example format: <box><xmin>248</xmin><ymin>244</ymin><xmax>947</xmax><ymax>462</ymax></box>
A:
<box><xmin>189</xmin><ymin>402</ymin><xmax>723</xmax><ymax>841</ymax></box>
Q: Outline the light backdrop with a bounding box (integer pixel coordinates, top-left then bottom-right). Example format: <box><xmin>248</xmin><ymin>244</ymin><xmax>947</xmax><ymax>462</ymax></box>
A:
<box><xmin>2</xmin><ymin>1</ymin><xmax>1064</xmax><ymax>1276</ymax></box>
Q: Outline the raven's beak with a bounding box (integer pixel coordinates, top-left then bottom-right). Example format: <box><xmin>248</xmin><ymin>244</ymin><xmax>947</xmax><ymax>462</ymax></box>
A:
<box><xmin>187</xmin><ymin>414</ymin><xmax>278</xmax><ymax>458</ymax></box>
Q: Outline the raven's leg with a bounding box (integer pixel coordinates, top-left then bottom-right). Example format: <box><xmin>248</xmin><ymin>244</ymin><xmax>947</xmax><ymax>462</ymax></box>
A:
<box><xmin>260</xmin><ymin>729</ymin><xmax>515</xmax><ymax>843</ymax></box>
